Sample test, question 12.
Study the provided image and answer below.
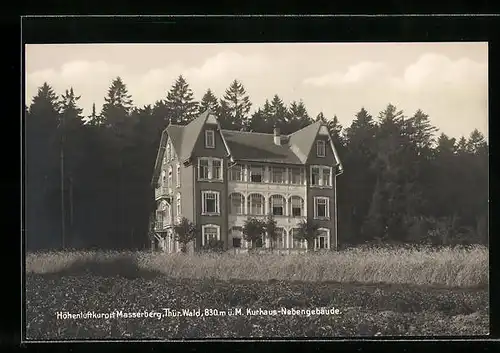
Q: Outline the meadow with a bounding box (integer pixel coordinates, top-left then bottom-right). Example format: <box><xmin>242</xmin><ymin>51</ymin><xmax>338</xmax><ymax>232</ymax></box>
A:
<box><xmin>25</xmin><ymin>246</ymin><xmax>489</xmax><ymax>339</ymax></box>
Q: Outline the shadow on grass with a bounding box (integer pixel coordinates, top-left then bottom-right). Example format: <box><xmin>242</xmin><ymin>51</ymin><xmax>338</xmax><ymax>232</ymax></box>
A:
<box><xmin>36</xmin><ymin>254</ymin><xmax>162</xmax><ymax>280</ymax></box>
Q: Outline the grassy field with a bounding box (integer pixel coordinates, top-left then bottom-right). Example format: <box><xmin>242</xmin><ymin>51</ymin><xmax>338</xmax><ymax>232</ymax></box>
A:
<box><xmin>25</xmin><ymin>246</ymin><xmax>489</xmax><ymax>339</ymax></box>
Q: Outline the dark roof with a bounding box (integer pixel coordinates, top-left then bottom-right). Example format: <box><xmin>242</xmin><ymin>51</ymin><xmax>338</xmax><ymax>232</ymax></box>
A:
<box><xmin>221</xmin><ymin>130</ymin><xmax>303</xmax><ymax>165</ymax></box>
<box><xmin>165</xmin><ymin>125</ymin><xmax>184</xmax><ymax>157</ymax></box>
<box><xmin>151</xmin><ymin>110</ymin><xmax>212</xmax><ymax>186</ymax></box>
<box><xmin>176</xmin><ymin>110</ymin><xmax>210</xmax><ymax>161</ymax></box>
<box><xmin>152</xmin><ymin>110</ymin><xmax>342</xmax><ymax>186</ymax></box>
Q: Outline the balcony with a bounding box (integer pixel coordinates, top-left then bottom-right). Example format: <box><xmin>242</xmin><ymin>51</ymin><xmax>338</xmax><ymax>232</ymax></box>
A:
<box><xmin>155</xmin><ymin>186</ymin><xmax>173</xmax><ymax>200</ymax></box>
<box><xmin>228</xmin><ymin>214</ymin><xmax>306</xmax><ymax>228</ymax></box>
<box><xmin>154</xmin><ymin>220</ymin><xmax>172</xmax><ymax>231</ymax></box>
<box><xmin>228</xmin><ymin>181</ymin><xmax>306</xmax><ymax>196</ymax></box>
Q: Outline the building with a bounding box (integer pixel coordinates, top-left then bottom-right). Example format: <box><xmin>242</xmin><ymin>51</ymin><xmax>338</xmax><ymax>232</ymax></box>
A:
<box><xmin>150</xmin><ymin>110</ymin><xmax>344</xmax><ymax>253</ymax></box>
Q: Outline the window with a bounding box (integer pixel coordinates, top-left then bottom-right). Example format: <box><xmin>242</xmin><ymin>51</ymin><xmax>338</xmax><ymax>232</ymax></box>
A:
<box><xmin>311</xmin><ymin>167</ymin><xmax>320</xmax><ymax>185</ymax></box>
<box><xmin>290</xmin><ymin>196</ymin><xmax>304</xmax><ymax>217</ymax></box>
<box><xmin>155</xmin><ymin>209</ymin><xmax>164</xmax><ymax>228</ymax></box>
<box><xmin>165</xmin><ymin>203</ymin><xmax>171</xmax><ymax>224</ymax></box>
<box><xmin>271</xmin><ymin>167</ymin><xmax>286</xmax><ymax>184</ymax></box>
<box><xmin>176</xmin><ymin>164</ymin><xmax>181</xmax><ymax>187</ymax></box>
<box><xmin>317</xmin><ymin>140</ymin><xmax>326</xmax><ymax>157</ymax></box>
<box><xmin>310</xmin><ymin>165</ymin><xmax>333</xmax><ymax>187</ymax></box>
<box><xmin>168</xmin><ymin>166</ymin><xmax>173</xmax><ymax>188</ymax></box>
<box><xmin>231</xmin><ymin>226</ymin><xmax>246</xmax><ymax>248</ymax></box>
<box><xmin>158</xmin><ymin>200</ymin><xmax>171</xmax><ymax>226</ymax></box>
<box><xmin>176</xmin><ymin>193</ymin><xmax>181</xmax><ymax>218</ymax></box>
<box><xmin>229</xmin><ymin>193</ymin><xmax>244</xmax><ymax>215</ymax></box>
<box><xmin>229</xmin><ymin>164</ymin><xmax>243</xmax><ymax>181</ymax></box>
<box><xmin>198</xmin><ymin>157</ymin><xmax>223</xmax><ymax>180</ymax></box>
<box><xmin>205</xmin><ymin>129</ymin><xmax>215</xmax><ymax>148</ymax></box>
<box><xmin>323</xmin><ymin>168</ymin><xmax>331</xmax><ymax>187</ymax></box>
<box><xmin>270</xmin><ymin>195</ymin><xmax>285</xmax><ymax>216</ymax></box>
<box><xmin>314</xmin><ymin>197</ymin><xmax>329</xmax><ymax>219</ymax></box>
<box><xmin>202</xmin><ymin>191</ymin><xmax>220</xmax><ymax>215</ymax></box>
<box><xmin>315</xmin><ymin>229</ymin><xmax>330</xmax><ymax>250</ymax></box>
<box><xmin>166</xmin><ymin>142</ymin><xmax>171</xmax><ymax>161</ymax></box>
<box><xmin>249</xmin><ymin>165</ymin><xmax>264</xmax><ymax>183</ymax></box>
<box><xmin>276</xmin><ymin>228</ymin><xmax>286</xmax><ymax>249</ymax></box>
<box><xmin>289</xmin><ymin>168</ymin><xmax>304</xmax><ymax>185</ymax></box>
<box><xmin>199</xmin><ymin>159</ymin><xmax>209</xmax><ymax>179</ymax></box>
<box><xmin>232</xmin><ymin>238</ymin><xmax>241</xmax><ymax>248</ymax></box>
<box><xmin>290</xmin><ymin>228</ymin><xmax>306</xmax><ymax>249</ymax></box>
<box><xmin>248</xmin><ymin>193</ymin><xmax>264</xmax><ymax>215</ymax></box>
<box><xmin>202</xmin><ymin>224</ymin><xmax>220</xmax><ymax>246</ymax></box>
<box><xmin>161</xmin><ymin>170</ymin><xmax>166</xmax><ymax>185</ymax></box>
<box><xmin>212</xmin><ymin>159</ymin><xmax>222</xmax><ymax>180</ymax></box>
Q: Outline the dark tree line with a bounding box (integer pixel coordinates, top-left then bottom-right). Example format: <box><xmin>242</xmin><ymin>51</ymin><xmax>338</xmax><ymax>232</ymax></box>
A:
<box><xmin>25</xmin><ymin>75</ymin><xmax>488</xmax><ymax>251</ymax></box>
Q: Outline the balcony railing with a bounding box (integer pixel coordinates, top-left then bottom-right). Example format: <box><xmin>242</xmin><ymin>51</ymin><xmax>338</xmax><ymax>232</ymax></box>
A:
<box><xmin>154</xmin><ymin>220</ymin><xmax>172</xmax><ymax>231</ymax></box>
<box><xmin>228</xmin><ymin>214</ymin><xmax>306</xmax><ymax>227</ymax></box>
<box><xmin>155</xmin><ymin>186</ymin><xmax>173</xmax><ymax>199</ymax></box>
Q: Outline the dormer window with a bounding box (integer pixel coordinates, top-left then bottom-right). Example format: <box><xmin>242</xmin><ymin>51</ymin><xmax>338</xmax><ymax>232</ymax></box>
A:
<box><xmin>205</xmin><ymin>129</ymin><xmax>215</xmax><ymax>148</ymax></box>
<box><xmin>316</xmin><ymin>140</ymin><xmax>326</xmax><ymax>157</ymax></box>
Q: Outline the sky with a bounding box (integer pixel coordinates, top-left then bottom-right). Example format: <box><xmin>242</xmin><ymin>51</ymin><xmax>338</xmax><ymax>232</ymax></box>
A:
<box><xmin>25</xmin><ymin>42</ymin><xmax>488</xmax><ymax>140</ymax></box>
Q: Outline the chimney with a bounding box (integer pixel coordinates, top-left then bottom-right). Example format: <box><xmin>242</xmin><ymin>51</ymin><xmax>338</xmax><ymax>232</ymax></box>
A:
<box><xmin>273</xmin><ymin>127</ymin><xmax>281</xmax><ymax>145</ymax></box>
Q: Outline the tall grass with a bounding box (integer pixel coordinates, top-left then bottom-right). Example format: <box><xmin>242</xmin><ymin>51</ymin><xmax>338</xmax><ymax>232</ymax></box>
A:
<box><xmin>25</xmin><ymin>245</ymin><xmax>488</xmax><ymax>288</ymax></box>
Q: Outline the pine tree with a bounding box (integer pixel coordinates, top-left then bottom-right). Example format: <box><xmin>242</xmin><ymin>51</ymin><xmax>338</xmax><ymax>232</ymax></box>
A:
<box><xmin>198</xmin><ymin>88</ymin><xmax>220</xmax><ymax>115</ymax></box>
<box><xmin>165</xmin><ymin>75</ymin><xmax>199</xmax><ymax>125</ymax></box>
<box><xmin>457</xmin><ymin>136</ymin><xmax>469</xmax><ymax>154</ymax></box>
<box><xmin>426</xmin><ymin>133</ymin><xmax>459</xmax><ymax>220</ymax></box>
<box><xmin>60</xmin><ymin>88</ymin><xmax>83</xmax><ymax>121</ymax></box>
<box><xmin>344</xmin><ymin>108</ymin><xmax>377</xmax><ymax>146</ymax></box>
<box><xmin>26</xmin><ymin>83</ymin><xmax>62</xmax><ymax>250</ymax></box>
<box><xmin>101</xmin><ymin>76</ymin><xmax>133</xmax><ymax>121</ymax></box>
<box><xmin>58</xmin><ymin>87</ymin><xmax>86</xmax><ymax>248</ymax></box>
<box><xmin>87</xmin><ymin>103</ymin><xmax>105</xmax><ymax>126</ymax></box>
<box><xmin>268</xmin><ymin>94</ymin><xmax>288</xmax><ymax>131</ymax></box>
<box><xmin>100</xmin><ymin>77</ymin><xmax>138</xmax><ymax>248</ymax></box>
<box><xmin>406</xmin><ymin>110</ymin><xmax>437</xmax><ymax>155</ymax></box>
<box><xmin>363</xmin><ymin>178</ymin><xmax>386</xmax><ymax>242</ymax></box>
<box><xmin>327</xmin><ymin>115</ymin><xmax>344</xmax><ymax>147</ymax></box>
<box><xmin>436</xmin><ymin>133</ymin><xmax>457</xmax><ymax>155</ymax></box>
<box><xmin>341</xmin><ymin>107</ymin><xmax>378</xmax><ymax>243</ymax></box>
<box><xmin>288</xmin><ymin>100</ymin><xmax>312</xmax><ymax>133</ymax></box>
<box><xmin>467</xmin><ymin>129</ymin><xmax>488</xmax><ymax>155</ymax></box>
<box><xmin>373</xmin><ymin>104</ymin><xmax>415</xmax><ymax>241</ymax></box>
<box><xmin>220</xmin><ymin>79</ymin><xmax>252</xmax><ymax>130</ymax></box>
<box><xmin>247</xmin><ymin>108</ymin><xmax>267</xmax><ymax>133</ymax></box>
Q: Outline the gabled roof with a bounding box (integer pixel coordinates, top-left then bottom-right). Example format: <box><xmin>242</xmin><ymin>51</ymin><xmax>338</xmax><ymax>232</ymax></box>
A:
<box><xmin>152</xmin><ymin>110</ymin><xmax>343</xmax><ymax>186</ymax></box>
<box><xmin>165</xmin><ymin>124</ymin><xmax>184</xmax><ymax>156</ymax></box>
<box><xmin>221</xmin><ymin>130</ymin><xmax>302</xmax><ymax>165</ymax></box>
<box><xmin>151</xmin><ymin>110</ymin><xmax>219</xmax><ymax>186</ymax></box>
<box><xmin>177</xmin><ymin>110</ymin><xmax>211</xmax><ymax>162</ymax></box>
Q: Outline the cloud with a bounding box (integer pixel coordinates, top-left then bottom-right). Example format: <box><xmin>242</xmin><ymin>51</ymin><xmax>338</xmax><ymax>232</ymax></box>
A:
<box><xmin>183</xmin><ymin>51</ymin><xmax>268</xmax><ymax>81</ymax></box>
<box><xmin>25</xmin><ymin>51</ymin><xmax>271</xmax><ymax>114</ymax></box>
<box><xmin>59</xmin><ymin>60</ymin><xmax>125</xmax><ymax>80</ymax></box>
<box><xmin>396</xmin><ymin>53</ymin><xmax>487</xmax><ymax>89</ymax></box>
<box><xmin>27</xmin><ymin>60</ymin><xmax>126</xmax><ymax>87</ymax></box>
<box><xmin>303</xmin><ymin>61</ymin><xmax>389</xmax><ymax>87</ymax></box>
<box><xmin>137</xmin><ymin>51</ymin><xmax>268</xmax><ymax>89</ymax></box>
<box><xmin>26</xmin><ymin>60</ymin><xmax>130</xmax><ymax>113</ymax></box>
<box><xmin>303</xmin><ymin>53</ymin><xmax>487</xmax><ymax>91</ymax></box>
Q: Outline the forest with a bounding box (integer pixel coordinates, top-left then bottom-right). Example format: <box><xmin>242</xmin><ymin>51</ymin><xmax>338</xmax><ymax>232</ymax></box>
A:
<box><xmin>25</xmin><ymin>75</ymin><xmax>489</xmax><ymax>251</ymax></box>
